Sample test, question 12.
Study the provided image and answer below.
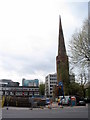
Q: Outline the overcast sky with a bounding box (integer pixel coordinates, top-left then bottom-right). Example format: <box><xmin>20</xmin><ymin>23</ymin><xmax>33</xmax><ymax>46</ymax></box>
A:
<box><xmin>0</xmin><ymin>0</ymin><xmax>88</xmax><ymax>85</ymax></box>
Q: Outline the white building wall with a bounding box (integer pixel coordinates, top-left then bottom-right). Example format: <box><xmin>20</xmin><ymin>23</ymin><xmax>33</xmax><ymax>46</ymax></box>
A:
<box><xmin>45</xmin><ymin>73</ymin><xmax>57</xmax><ymax>97</ymax></box>
<box><xmin>48</xmin><ymin>75</ymin><xmax>50</xmax><ymax>95</ymax></box>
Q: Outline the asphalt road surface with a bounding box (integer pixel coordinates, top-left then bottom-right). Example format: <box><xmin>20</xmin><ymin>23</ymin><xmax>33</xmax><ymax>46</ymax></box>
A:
<box><xmin>1</xmin><ymin>106</ymin><xmax>88</xmax><ymax>118</ymax></box>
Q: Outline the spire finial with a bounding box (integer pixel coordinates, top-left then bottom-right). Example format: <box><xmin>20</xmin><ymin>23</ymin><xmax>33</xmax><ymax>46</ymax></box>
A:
<box><xmin>58</xmin><ymin>15</ymin><xmax>66</xmax><ymax>55</ymax></box>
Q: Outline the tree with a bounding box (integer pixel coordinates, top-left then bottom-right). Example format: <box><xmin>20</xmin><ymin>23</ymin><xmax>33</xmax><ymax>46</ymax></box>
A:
<box><xmin>69</xmin><ymin>19</ymin><xmax>89</xmax><ymax>84</ymax></box>
<box><xmin>69</xmin><ymin>19</ymin><xmax>90</xmax><ymax>97</ymax></box>
<box><xmin>39</xmin><ymin>83</ymin><xmax>45</xmax><ymax>96</ymax></box>
<box><xmin>69</xmin><ymin>82</ymin><xmax>83</xmax><ymax>97</ymax></box>
<box><xmin>69</xmin><ymin>19</ymin><xmax>90</xmax><ymax>68</ymax></box>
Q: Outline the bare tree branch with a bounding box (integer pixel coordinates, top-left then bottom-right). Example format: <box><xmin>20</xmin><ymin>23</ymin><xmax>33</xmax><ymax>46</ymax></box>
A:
<box><xmin>68</xmin><ymin>19</ymin><xmax>89</xmax><ymax>84</ymax></box>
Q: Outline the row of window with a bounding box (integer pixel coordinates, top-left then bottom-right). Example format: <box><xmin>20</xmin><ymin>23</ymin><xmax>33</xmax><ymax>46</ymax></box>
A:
<box><xmin>50</xmin><ymin>78</ymin><xmax>57</xmax><ymax>80</ymax></box>
<box><xmin>50</xmin><ymin>82</ymin><xmax>57</xmax><ymax>84</ymax></box>
<box><xmin>50</xmin><ymin>75</ymin><xmax>57</xmax><ymax>78</ymax></box>
<box><xmin>2</xmin><ymin>91</ymin><xmax>39</xmax><ymax>96</ymax></box>
<box><xmin>2</xmin><ymin>88</ymin><xmax>39</xmax><ymax>91</ymax></box>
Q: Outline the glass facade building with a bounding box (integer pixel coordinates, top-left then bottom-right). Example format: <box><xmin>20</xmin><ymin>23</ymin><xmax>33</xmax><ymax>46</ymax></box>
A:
<box><xmin>22</xmin><ymin>79</ymin><xmax>39</xmax><ymax>87</ymax></box>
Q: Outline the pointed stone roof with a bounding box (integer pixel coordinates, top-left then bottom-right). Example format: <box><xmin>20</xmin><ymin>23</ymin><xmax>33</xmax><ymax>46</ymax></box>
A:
<box><xmin>58</xmin><ymin>16</ymin><xmax>66</xmax><ymax>56</ymax></box>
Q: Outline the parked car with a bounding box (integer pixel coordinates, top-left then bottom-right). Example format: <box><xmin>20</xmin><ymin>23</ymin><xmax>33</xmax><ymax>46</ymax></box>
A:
<box><xmin>84</xmin><ymin>98</ymin><xmax>90</xmax><ymax>103</ymax></box>
<box><xmin>75</xmin><ymin>96</ymin><xmax>86</xmax><ymax>106</ymax></box>
<box><xmin>77</xmin><ymin>100</ymin><xmax>86</xmax><ymax>106</ymax></box>
<box><xmin>46</xmin><ymin>98</ymin><xmax>50</xmax><ymax>105</ymax></box>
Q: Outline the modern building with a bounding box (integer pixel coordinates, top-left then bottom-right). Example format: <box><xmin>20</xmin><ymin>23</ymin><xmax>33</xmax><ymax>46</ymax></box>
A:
<box><xmin>0</xmin><ymin>85</ymin><xmax>39</xmax><ymax>96</ymax></box>
<box><xmin>0</xmin><ymin>79</ymin><xmax>19</xmax><ymax>87</ymax></box>
<box><xmin>22</xmin><ymin>78</ymin><xmax>39</xmax><ymax>87</ymax></box>
<box><xmin>0</xmin><ymin>79</ymin><xmax>39</xmax><ymax>97</ymax></box>
<box><xmin>45</xmin><ymin>73</ymin><xmax>57</xmax><ymax>97</ymax></box>
<box><xmin>56</xmin><ymin>16</ymin><xmax>70</xmax><ymax>95</ymax></box>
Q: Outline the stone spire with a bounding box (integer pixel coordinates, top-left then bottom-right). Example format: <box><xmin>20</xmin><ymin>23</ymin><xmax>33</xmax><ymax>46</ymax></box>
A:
<box><xmin>58</xmin><ymin>16</ymin><xmax>66</xmax><ymax>56</ymax></box>
<box><xmin>56</xmin><ymin>16</ymin><xmax>70</xmax><ymax>95</ymax></box>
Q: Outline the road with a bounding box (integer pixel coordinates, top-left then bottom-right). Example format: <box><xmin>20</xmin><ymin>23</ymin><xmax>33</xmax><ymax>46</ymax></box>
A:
<box><xmin>1</xmin><ymin>106</ymin><xmax>88</xmax><ymax>118</ymax></box>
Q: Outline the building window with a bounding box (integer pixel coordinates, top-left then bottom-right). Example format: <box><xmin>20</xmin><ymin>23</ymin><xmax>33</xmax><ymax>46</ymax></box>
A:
<box><xmin>50</xmin><ymin>88</ymin><xmax>52</xmax><ymax>90</ymax></box>
<box><xmin>50</xmin><ymin>85</ymin><xmax>53</xmax><ymax>87</ymax></box>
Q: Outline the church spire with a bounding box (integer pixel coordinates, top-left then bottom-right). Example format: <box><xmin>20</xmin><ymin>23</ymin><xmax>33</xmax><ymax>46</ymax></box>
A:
<box><xmin>58</xmin><ymin>16</ymin><xmax>66</xmax><ymax>56</ymax></box>
<box><xmin>56</xmin><ymin>15</ymin><xmax>70</xmax><ymax>95</ymax></box>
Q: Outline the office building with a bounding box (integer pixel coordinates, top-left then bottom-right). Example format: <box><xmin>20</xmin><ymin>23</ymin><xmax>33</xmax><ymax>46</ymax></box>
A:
<box><xmin>0</xmin><ymin>79</ymin><xmax>19</xmax><ymax>87</ymax></box>
<box><xmin>0</xmin><ymin>79</ymin><xmax>39</xmax><ymax>97</ymax></box>
<box><xmin>22</xmin><ymin>78</ymin><xmax>39</xmax><ymax>87</ymax></box>
<box><xmin>45</xmin><ymin>73</ymin><xmax>57</xmax><ymax>97</ymax></box>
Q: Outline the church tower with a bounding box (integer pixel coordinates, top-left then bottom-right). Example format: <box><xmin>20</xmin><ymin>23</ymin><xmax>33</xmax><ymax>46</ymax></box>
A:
<box><xmin>56</xmin><ymin>16</ymin><xmax>70</xmax><ymax>95</ymax></box>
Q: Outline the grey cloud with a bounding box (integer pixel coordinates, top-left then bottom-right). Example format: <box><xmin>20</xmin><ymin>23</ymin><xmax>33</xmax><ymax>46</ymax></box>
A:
<box><xmin>0</xmin><ymin>50</ymin><xmax>56</xmax><ymax>76</ymax></box>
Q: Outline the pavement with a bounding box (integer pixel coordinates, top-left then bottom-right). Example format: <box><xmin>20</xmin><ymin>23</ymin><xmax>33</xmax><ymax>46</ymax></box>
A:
<box><xmin>0</xmin><ymin>111</ymin><xmax>1</xmax><ymax>120</ymax></box>
<box><xmin>1</xmin><ymin>103</ymin><xmax>88</xmax><ymax>110</ymax></box>
<box><xmin>1</xmin><ymin>104</ymin><xmax>88</xmax><ymax>118</ymax></box>
<box><xmin>0</xmin><ymin>99</ymin><xmax>2</xmax><ymax>120</ymax></box>
<box><xmin>47</xmin><ymin>102</ymin><xmax>88</xmax><ymax>109</ymax></box>
<box><xmin>0</xmin><ymin>102</ymin><xmax>88</xmax><ymax>118</ymax></box>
